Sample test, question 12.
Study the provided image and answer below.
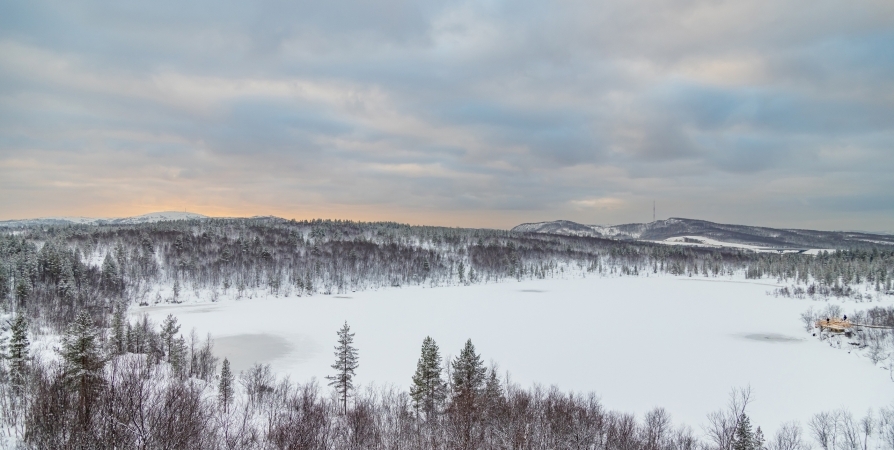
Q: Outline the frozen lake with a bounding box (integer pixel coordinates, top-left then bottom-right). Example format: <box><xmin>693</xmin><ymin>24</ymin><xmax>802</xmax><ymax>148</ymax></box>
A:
<box><xmin>139</xmin><ymin>275</ymin><xmax>894</xmax><ymax>433</ymax></box>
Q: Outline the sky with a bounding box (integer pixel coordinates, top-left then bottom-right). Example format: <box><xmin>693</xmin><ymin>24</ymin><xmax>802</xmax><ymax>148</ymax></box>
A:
<box><xmin>1</xmin><ymin>0</ymin><xmax>893</xmax><ymax>231</ymax></box>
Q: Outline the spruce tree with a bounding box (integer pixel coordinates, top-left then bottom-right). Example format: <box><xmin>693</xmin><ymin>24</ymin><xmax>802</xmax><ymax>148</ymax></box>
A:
<box><xmin>753</xmin><ymin>426</ymin><xmax>766</xmax><ymax>450</ymax></box>
<box><xmin>732</xmin><ymin>413</ymin><xmax>756</xmax><ymax>450</ymax></box>
<box><xmin>60</xmin><ymin>312</ymin><xmax>106</xmax><ymax>426</ymax></box>
<box><xmin>8</xmin><ymin>313</ymin><xmax>29</xmax><ymax>392</ymax></box>
<box><xmin>101</xmin><ymin>253</ymin><xmax>120</xmax><ymax>293</ymax></box>
<box><xmin>450</xmin><ymin>339</ymin><xmax>486</xmax><ymax>448</ymax></box>
<box><xmin>219</xmin><ymin>357</ymin><xmax>234</xmax><ymax>413</ymax></box>
<box><xmin>452</xmin><ymin>339</ymin><xmax>486</xmax><ymax>400</ymax></box>
<box><xmin>410</xmin><ymin>336</ymin><xmax>445</xmax><ymax>419</ymax></box>
<box><xmin>167</xmin><ymin>335</ymin><xmax>186</xmax><ymax>378</ymax></box>
<box><xmin>109</xmin><ymin>306</ymin><xmax>126</xmax><ymax>356</ymax></box>
<box><xmin>483</xmin><ymin>364</ymin><xmax>503</xmax><ymax>412</ymax></box>
<box><xmin>326</xmin><ymin>321</ymin><xmax>358</xmax><ymax>414</ymax></box>
<box><xmin>159</xmin><ymin>314</ymin><xmax>180</xmax><ymax>361</ymax></box>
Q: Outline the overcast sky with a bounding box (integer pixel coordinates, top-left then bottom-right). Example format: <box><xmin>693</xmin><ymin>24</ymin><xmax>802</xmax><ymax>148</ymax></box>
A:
<box><xmin>1</xmin><ymin>0</ymin><xmax>892</xmax><ymax>230</ymax></box>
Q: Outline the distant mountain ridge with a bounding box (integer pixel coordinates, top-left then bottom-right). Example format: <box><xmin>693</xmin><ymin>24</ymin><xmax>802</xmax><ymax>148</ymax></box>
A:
<box><xmin>0</xmin><ymin>211</ymin><xmax>208</xmax><ymax>228</ymax></box>
<box><xmin>511</xmin><ymin>218</ymin><xmax>894</xmax><ymax>249</ymax></box>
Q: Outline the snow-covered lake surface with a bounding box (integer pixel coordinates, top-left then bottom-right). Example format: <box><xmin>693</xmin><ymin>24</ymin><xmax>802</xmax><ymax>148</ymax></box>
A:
<box><xmin>138</xmin><ymin>275</ymin><xmax>894</xmax><ymax>433</ymax></box>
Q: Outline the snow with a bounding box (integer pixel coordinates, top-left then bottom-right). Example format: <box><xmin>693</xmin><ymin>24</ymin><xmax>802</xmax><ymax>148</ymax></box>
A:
<box><xmin>138</xmin><ymin>275</ymin><xmax>894</xmax><ymax>434</ymax></box>
<box><xmin>0</xmin><ymin>211</ymin><xmax>208</xmax><ymax>227</ymax></box>
<box><xmin>655</xmin><ymin>236</ymin><xmax>828</xmax><ymax>254</ymax></box>
<box><xmin>46</xmin><ymin>216</ymin><xmax>108</xmax><ymax>224</ymax></box>
<box><xmin>113</xmin><ymin>211</ymin><xmax>207</xmax><ymax>224</ymax></box>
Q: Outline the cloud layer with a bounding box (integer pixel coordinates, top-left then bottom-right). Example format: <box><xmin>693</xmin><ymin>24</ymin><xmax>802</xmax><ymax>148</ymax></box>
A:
<box><xmin>2</xmin><ymin>0</ymin><xmax>893</xmax><ymax>230</ymax></box>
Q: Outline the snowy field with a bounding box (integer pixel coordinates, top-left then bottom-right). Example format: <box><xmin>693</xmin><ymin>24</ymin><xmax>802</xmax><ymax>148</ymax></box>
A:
<box><xmin>138</xmin><ymin>275</ymin><xmax>894</xmax><ymax>434</ymax></box>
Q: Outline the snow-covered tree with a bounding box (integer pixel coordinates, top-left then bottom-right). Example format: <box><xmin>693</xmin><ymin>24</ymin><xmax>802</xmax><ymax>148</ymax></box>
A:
<box><xmin>733</xmin><ymin>413</ymin><xmax>756</xmax><ymax>450</ymax></box>
<box><xmin>482</xmin><ymin>363</ymin><xmax>503</xmax><ymax>413</ymax></box>
<box><xmin>450</xmin><ymin>339</ymin><xmax>486</xmax><ymax>448</ymax></box>
<box><xmin>753</xmin><ymin>426</ymin><xmax>766</xmax><ymax>450</ymax></box>
<box><xmin>327</xmin><ymin>321</ymin><xmax>358</xmax><ymax>414</ymax></box>
<box><xmin>109</xmin><ymin>306</ymin><xmax>126</xmax><ymax>356</ymax></box>
<box><xmin>7</xmin><ymin>313</ymin><xmax>29</xmax><ymax>392</ymax></box>
<box><xmin>452</xmin><ymin>339</ymin><xmax>486</xmax><ymax>401</ymax></box>
<box><xmin>219</xmin><ymin>357</ymin><xmax>234</xmax><ymax>413</ymax></box>
<box><xmin>169</xmin><ymin>335</ymin><xmax>188</xmax><ymax>379</ymax></box>
<box><xmin>60</xmin><ymin>312</ymin><xmax>106</xmax><ymax>425</ymax></box>
<box><xmin>101</xmin><ymin>253</ymin><xmax>121</xmax><ymax>293</ymax></box>
<box><xmin>410</xmin><ymin>336</ymin><xmax>445</xmax><ymax>419</ymax></box>
<box><xmin>159</xmin><ymin>314</ymin><xmax>180</xmax><ymax>361</ymax></box>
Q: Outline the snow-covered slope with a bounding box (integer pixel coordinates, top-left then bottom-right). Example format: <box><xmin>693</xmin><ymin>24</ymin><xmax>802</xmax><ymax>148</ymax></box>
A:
<box><xmin>109</xmin><ymin>211</ymin><xmax>208</xmax><ymax>224</ymax></box>
<box><xmin>0</xmin><ymin>211</ymin><xmax>208</xmax><ymax>228</ymax></box>
<box><xmin>512</xmin><ymin>218</ymin><xmax>894</xmax><ymax>250</ymax></box>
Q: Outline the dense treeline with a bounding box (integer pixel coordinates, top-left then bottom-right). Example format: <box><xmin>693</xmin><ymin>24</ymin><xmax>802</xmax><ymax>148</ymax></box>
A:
<box><xmin>3</xmin><ymin>312</ymin><xmax>894</xmax><ymax>449</ymax></box>
<box><xmin>1</xmin><ymin>217</ymin><xmax>893</xmax><ymax>331</ymax></box>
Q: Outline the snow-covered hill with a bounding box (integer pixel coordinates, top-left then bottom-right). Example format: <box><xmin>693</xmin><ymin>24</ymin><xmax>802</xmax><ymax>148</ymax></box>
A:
<box><xmin>512</xmin><ymin>218</ymin><xmax>894</xmax><ymax>250</ymax></box>
<box><xmin>109</xmin><ymin>211</ymin><xmax>208</xmax><ymax>224</ymax></box>
<box><xmin>0</xmin><ymin>211</ymin><xmax>208</xmax><ymax>228</ymax></box>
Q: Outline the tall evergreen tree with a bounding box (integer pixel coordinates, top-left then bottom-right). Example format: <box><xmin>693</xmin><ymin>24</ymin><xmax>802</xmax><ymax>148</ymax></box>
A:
<box><xmin>732</xmin><ymin>413</ymin><xmax>756</xmax><ymax>450</ymax></box>
<box><xmin>219</xmin><ymin>357</ymin><xmax>234</xmax><ymax>413</ymax></box>
<box><xmin>101</xmin><ymin>253</ymin><xmax>120</xmax><ymax>293</ymax></box>
<box><xmin>753</xmin><ymin>426</ymin><xmax>766</xmax><ymax>450</ymax></box>
<box><xmin>483</xmin><ymin>364</ymin><xmax>503</xmax><ymax>412</ymax></box>
<box><xmin>159</xmin><ymin>314</ymin><xmax>181</xmax><ymax>360</ymax></box>
<box><xmin>410</xmin><ymin>336</ymin><xmax>445</xmax><ymax>419</ymax></box>
<box><xmin>327</xmin><ymin>321</ymin><xmax>358</xmax><ymax>414</ymax></box>
<box><xmin>7</xmin><ymin>313</ymin><xmax>29</xmax><ymax>392</ymax></box>
<box><xmin>452</xmin><ymin>339</ymin><xmax>486</xmax><ymax>401</ymax></box>
<box><xmin>109</xmin><ymin>306</ymin><xmax>126</xmax><ymax>356</ymax></box>
<box><xmin>450</xmin><ymin>339</ymin><xmax>486</xmax><ymax>449</ymax></box>
<box><xmin>60</xmin><ymin>312</ymin><xmax>106</xmax><ymax>427</ymax></box>
<box><xmin>169</xmin><ymin>335</ymin><xmax>188</xmax><ymax>379</ymax></box>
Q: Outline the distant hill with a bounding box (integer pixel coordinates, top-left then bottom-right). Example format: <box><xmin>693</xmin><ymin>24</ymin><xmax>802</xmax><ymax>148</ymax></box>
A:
<box><xmin>0</xmin><ymin>211</ymin><xmax>208</xmax><ymax>228</ymax></box>
<box><xmin>511</xmin><ymin>218</ymin><xmax>894</xmax><ymax>250</ymax></box>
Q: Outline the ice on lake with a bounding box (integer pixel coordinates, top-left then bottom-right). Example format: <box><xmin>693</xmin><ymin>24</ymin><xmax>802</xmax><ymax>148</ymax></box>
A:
<box><xmin>214</xmin><ymin>334</ymin><xmax>294</xmax><ymax>373</ymax></box>
<box><xmin>140</xmin><ymin>275</ymin><xmax>894</xmax><ymax>433</ymax></box>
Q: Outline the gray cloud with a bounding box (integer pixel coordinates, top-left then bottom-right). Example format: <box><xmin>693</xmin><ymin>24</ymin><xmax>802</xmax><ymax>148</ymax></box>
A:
<box><xmin>1</xmin><ymin>0</ymin><xmax>892</xmax><ymax>230</ymax></box>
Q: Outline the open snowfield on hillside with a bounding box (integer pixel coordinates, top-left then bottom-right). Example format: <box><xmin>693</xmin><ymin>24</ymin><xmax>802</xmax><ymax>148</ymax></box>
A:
<box><xmin>138</xmin><ymin>275</ymin><xmax>894</xmax><ymax>433</ymax></box>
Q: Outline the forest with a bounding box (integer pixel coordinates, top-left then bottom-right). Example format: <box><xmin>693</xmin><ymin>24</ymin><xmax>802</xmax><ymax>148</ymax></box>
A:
<box><xmin>1</xmin><ymin>217</ymin><xmax>894</xmax><ymax>448</ymax></box>
<box><xmin>1</xmin><ymin>217</ymin><xmax>892</xmax><ymax>331</ymax></box>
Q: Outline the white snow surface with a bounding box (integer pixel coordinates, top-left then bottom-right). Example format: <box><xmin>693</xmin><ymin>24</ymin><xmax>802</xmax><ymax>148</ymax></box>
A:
<box><xmin>655</xmin><ymin>236</ymin><xmax>829</xmax><ymax>254</ymax></box>
<box><xmin>138</xmin><ymin>275</ymin><xmax>894</xmax><ymax>434</ymax></box>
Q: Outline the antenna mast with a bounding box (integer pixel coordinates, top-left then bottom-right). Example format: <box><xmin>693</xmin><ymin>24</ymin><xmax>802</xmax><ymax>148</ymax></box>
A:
<box><xmin>653</xmin><ymin>200</ymin><xmax>655</xmax><ymax>222</ymax></box>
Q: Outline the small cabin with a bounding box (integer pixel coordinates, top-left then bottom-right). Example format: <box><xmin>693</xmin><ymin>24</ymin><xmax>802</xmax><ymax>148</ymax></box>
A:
<box><xmin>815</xmin><ymin>318</ymin><xmax>852</xmax><ymax>333</ymax></box>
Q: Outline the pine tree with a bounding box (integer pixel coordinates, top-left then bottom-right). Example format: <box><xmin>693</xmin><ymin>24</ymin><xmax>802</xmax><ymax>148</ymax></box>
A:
<box><xmin>452</xmin><ymin>339</ymin><xmax>486</xmax><ymax>400</ymax></box>
<box><xmin>732</xmin><ymin>413</ymin><xmax>756</xmax><ymax>450</ymax></box>
<box><xmin>125</xmin><ymin>321</ymin><xmax>135</xmax><ymax>353</ymax></box>
<box><xmin>159</xmin><ymin>314</ymin><xmax>180</xmax><ymax>361</ymax></box>
<box><xmin>173</xmin><ymin>277</ymin><xmax>181</xmax><ymax>302</ymax></box>
<box><xmin>326</xmin><ymin>321</ymin><xmax>358</xmax><ymax>414</ymax></box>
<box><xmin>753</xmin><ymin>426</ymin><xmax>765</xmax><ymax>450</ymax></box>
<box><xmin>169</xmin><ymin>336</ymin><xmax>187</xmax><ymax>379</ymax></box>
<box><xmin>219</xmin><ymin>357</ymin><xmax>234</xmax><ymax>413</ymax></box>
<box><xmin>101</xmin><ymin>253</ymin><xmax>120</xmax><ymax>292</ymax></box>
<box><xmin>483</xmin><ymin>364</ymin><xmax>503</xmax><ymax>412</ymax></box>
<box><xmin>450</xmin><ymin>339</ymin><xmax>486</xmax><ymax>449</ymax></box>
<box><xmin>109</xmin><ymin>306</ymin><xmax>126</xmax><ymax>355</ymax></box>
<box><xmin>410</xmin><ymin>336</ymin><xmax>445</xmax><ymax>419</ymax></box>
<box><xmin>7</xmin><ymin>313</ymin><xmax>29</xmax><ymax>392</ymax></box>
<box><xmin>60</xmin><ymin>312</ymin><xmax>106</xmax><ymax>426</ymax></box>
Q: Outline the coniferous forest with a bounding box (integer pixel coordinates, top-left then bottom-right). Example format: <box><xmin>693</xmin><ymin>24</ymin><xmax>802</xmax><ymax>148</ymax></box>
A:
<box><xmin>0</xmin><ymin>217</ymin><xmax>893</xmax><ymax>448</ymax></box>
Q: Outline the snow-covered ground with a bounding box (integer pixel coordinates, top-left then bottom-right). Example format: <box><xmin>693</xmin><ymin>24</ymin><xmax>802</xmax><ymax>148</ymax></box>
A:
<box><xmin>654</xmin><ymin>236</ymin><xmax>830</xmax><ymax>254</ymax></box>
<box><xmin>138</xmin><ymin>275</ymin><xmax>894</xmax><ymax>434</ymax></box>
